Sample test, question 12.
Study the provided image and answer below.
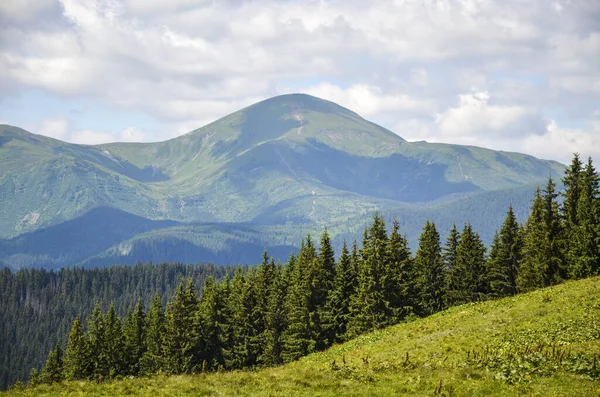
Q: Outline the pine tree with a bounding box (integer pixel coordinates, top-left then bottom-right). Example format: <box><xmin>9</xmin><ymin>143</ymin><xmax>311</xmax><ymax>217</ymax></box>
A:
<box><xmin>260</xmin><ymin>263</ymin><xmax>289</xmax><ymax>366</ymax></box>
<box><xmin>347</xmin><ymin>214</ymin><xmax>389</xmax><ymax>337</ymax></box>
<box><xmin>196</xmin><ymin>276</ymin><xmax>225</xmax><ymax>369</ymax></box>
<box><xmin>123</xmin><ymin>298</ymin><xmax>146</xmax><ymax>375</ymax></box>
<box><xmin>413</xmin><ymin>220</ymin><xmax>446</xmax><ymax>315</ymax></box>
<box><xmin>233</xmin><ymin>268</ymin><xmax>263</xmax><ymax>368</ymax></box>
<box><xmin>519</xmin><ymin>179</ymin><xmax>566</xmax><ymax>291</ymax></box>
<box><xmin>221</xmin><ymin>268</ymin><xmax>245</xmax><ymax>369</ymax></box>
<box><xmin>282</xmin><ymin>237</ymin><xmax>315</xmax><ymax>362</ymax></box>
<box><xmin>87</xmin><ymin>304</ymin><xmax>109</xmax><ymax>379</ymax></box>
<box><xmin>162</xmin><ymin>278</ymin><xmax>199</xmax><ymax>374</ymax></box>
<box><xmin>311</xmin><ymin>229</ymin><xmax>336</xmax><ymax>350</ymax></box>
<box><xmin>569</xmin><ymin>157</ymin><xmax>600</xmax><ymax>278</ymax></box>
<box><xmin>542</xmin><ymin>177</ymin><xmax>567</xmax><ymax>284</ymax></box>
<box><xmin>487</xmin><ymin>206</ymin><xmax>523</xmax><ymax>297</ymax></box>
<box><xmin>139</xmin><ymin>293</ymin><xmax>164</xmax><ymax>375</ymax></box>
<box><xmin>562</xmin><ymin>153</ymin><xmax>583</xmax><ymax>230</ymax></box>
<box><xmin>383</xmin><ymin>219</ymin><xmax>413</xmax><ymax>323</ymax></box>
<box><xmin>104</xmin><ymin>303</ymin><xmax>126</xmax><ymax>378</ymax></box>
<box><xmin>518</xmin><ymin>187</ymin><xmax>547</xmax><ymax>291</ymax></box>
<box><xmin>63</xmin><ymin>316</ymin><xmax>89</xmax><ymax>380</ymax></box>
<box><xmin>447</xmin><ymin>223</ymin><xmax>488</xmax><ymax>305</ymax></box>
<box><xmin>41</xmin><ymin>341</ymin><xmax>63</xmax><ymax>384</ymax></box>
<box><xmin>322</xmin><ymin>241</ymin><xmax>356</xmax><ymax>344</ymax></box>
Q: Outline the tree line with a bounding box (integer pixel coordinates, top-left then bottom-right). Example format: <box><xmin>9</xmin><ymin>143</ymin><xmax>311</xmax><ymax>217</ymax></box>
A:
<box><xmin>29</xmin><ymin>154</ymin><xmax>600</xmax><ymax>385</ymax></box>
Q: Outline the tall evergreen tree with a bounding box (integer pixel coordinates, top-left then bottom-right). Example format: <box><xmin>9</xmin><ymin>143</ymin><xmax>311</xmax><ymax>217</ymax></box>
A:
<box><xmin>383</xmin><ymin>219</ymin><xmax>413</xmax><ymax>323</ymax></box>
<box><xmin>123</xmin><ymin>298</ymin><xmax>146</xmax><ymax>376</ymax></box>
<box><xmin>447</xmin><ymin>223</ymin><xmax>488</xmax><ymax>305</ymax></box>
<box><xmin>104</xmin><ymin>303</ymin><xmax>126</xmax><ymax>378</ymax></box>
<box><xmin>196</xmin><ymin>276</ymin><xmax>225</xmax><ymax>369</ymax></box>
<box><xmin>162</xmin><ymin>279</ymin><xmax>199</xmax><ymax>374</ymax></box>
<box><xmin>487</xmin><ymin>206</ymin><xmax>523</xmax><ymax>297</ymax></box>
<box><xmin>139</xmin><ymin>293</ymin><xmax>164</xmax><ymax>375</ymax></box>
<box><xmin>413</xmin><ymin>220</ymin><xmax>446</xmax><ymax>315</ymax></box>
<box><xmin>87</xmin><ymin>304</ymin><xmax>109</xmax><ymax>379</ymax></box>
<box><xmin>282</xmin><ymin>237</ymin><xmax>315</xmax><ymax>362</ymax></box>
<box><xmin>322</xmin><ymin>241</ymin><xmax>356</xmax><ymax>344</ymax></box>
<box><xmin>222</xmin><ymin>268</ymin><xmax>247</xmax><ymax>369</ymax></box>
<box><xmin>562</xmin><ymin>153</ymin><xmax>583</xmax><ymax>229</ymax></box>
<box><xmin>260</xmin><ymin>263</ymin><xmax>289</xmax><ymax>366</ymax></box>
<box><xmin>41</xmin><ymin>341</ymin><xmax>63</xmax><ymax>384</ymax></box>
<box><xmin>519</xmin><ymin>179</ymin><xmax>566</xmax><ymax>291</ymax></box>
<box><xmin>346</xmin><ymin>214</ymin><xmax>389</xmax><ymax>338</ymax></box>
<box><xmin>63</xmin><ymin>316</ymin><xmax>89</xmax><ymax>380</ymax></box>
<box><xmin>311</xmin><ymin>230</ymin><xmax>337</xmax><ymax>350</ymax></box>
<box><xmin>569</xmin><ymin>157</ymin><xmax>600</xmax><ymax>278</ymax></box>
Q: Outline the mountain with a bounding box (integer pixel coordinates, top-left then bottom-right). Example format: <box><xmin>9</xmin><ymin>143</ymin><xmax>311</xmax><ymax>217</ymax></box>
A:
<box><xmin>0</xmin><ymin>94</ymin><xmax>564</xmax><ymax>269</ymax></box>
<box><xmin>8</xmin><ymin>277</ymin><xmax>599</xmax><ymax>396</ymax></box>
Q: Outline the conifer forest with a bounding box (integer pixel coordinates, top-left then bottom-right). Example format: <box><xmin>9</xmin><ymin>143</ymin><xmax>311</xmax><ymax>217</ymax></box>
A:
<box><xmin>2</xmin><ymin>154</ymin><xmax>600</xmax><ymax>390</ymax></box>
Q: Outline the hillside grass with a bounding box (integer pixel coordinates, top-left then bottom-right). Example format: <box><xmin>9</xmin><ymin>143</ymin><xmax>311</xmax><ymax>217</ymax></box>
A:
<box><xmin>7</xmin><ymin>277</ymin><xmax>600</xmax><ymax>396</ymax></box>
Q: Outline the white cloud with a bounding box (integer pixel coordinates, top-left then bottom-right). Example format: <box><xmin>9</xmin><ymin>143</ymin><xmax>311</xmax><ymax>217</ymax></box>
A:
<box><xmin>0</xmin><ymin>0</ymin><xmax>598</xmax><ymax>162</ymax></box>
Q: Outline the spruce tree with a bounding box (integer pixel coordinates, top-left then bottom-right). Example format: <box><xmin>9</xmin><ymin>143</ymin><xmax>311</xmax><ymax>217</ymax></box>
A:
<box><xmin>196</xmin><ymin>276</ymin><xmax>225</xmax><ymax>369</ymax></box>
<box><xmin>347</xmin><ymin>214</ymin><xmax>389</xmax><ymax>337</ymax></box>
<box><xmin>487</xmin><ymin>206</ymin><xmax>523</xmax><ymax>297</ymax></box>
<box><xmin>519</xmin><ymin>179</ymin><xmax>565</xmax><ymax>290</ymax></box>
<box><xmin>282</xmin><ymin>237</ymin><xmax>315</xmax><ymax>362</ymax></box>
<box><xmin>322</xmin><ymin>241</ymin><xmax>356</xmax><ymax>344</ymax></box>
<box><xmin>562</xmin><ymin>153</ymin><xmax>583</xmax><ymax>230</ymax></box>
<box><xmin>41</xmin><ymin>341</ymin><xmax>63</xmax><ymax>384</ymax></box>
<box><xmin>260</xmin><ymin>263</ymin><xmax>289</xmax><ymax>366</ymax></box>
<box><xmin>104</xmin><ymin>303</ymin><xmax>126</xmax><ymax>378</ymax></box>
<box><xmin>569</xmin><ymin>157</ymin><xmax>600</xmax><ymax>278</ymax></box>
<box><xmin>63</xmin><ymin>316</ymin><xmax>89</xmax><ymax>380</ymax></box>
<box><xmin>222</xmin><ymin>268</ymin><xmax>246</xmax><ymax>369</ymax></box>
<box><xmin>87</xmin><ymin>304</ymin><xmax>109</xmax><ymax>379</ymax></box>
<box><xmin>413</xmin><ymin>220</ymin><xmax>446</xmax><ymax>315</ymax></box>
<box><xmin>123</xmin><ymin>298</ymin><xmax>146</xmax><ymax>375</ymax></box>
<box><xmin>447</xmin><ymin>223</ymin><xmax>488</xmax><ymax>305</ymax></box>
<box><xmin>162</xmin><ymin>278</ymin><xmax>199</xmax><ymax>374</ymax></box>
<box><xmin>140</xmin><ymin>293</ymin><xmax>164</xmax><ymax>375</ymax></box>
<box><xmin>311</xmin><ymin>230</ymin><xmax>336</xmax><ymax>350</ymax></box>
<box><xmin>383</xmin><ymin>219</ymin><xmax>413</xmax><ymax>323</ymax></box>
<box><xmin>518</xmin><ymin>187</ymin><xmax>547</xmax><ymax>291</ymax></box>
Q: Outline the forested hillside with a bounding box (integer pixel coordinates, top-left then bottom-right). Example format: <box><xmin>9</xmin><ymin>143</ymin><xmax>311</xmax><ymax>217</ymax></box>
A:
<box><xmin>2</xmin><ymin>154</ymin><xmax>598</xmax><ymax>393</ymax></box>
<box><xmin>0</xmin><ymin>263</ymin><xmax>231</xmax><ymax>390</ymax></box>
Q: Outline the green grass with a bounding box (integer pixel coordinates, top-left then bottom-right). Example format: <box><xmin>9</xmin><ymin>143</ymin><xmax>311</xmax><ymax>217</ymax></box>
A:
<box><xmin>7</xmin><ymin>277</ymin><xmax>600</xmax><ymax>396</ymax></box>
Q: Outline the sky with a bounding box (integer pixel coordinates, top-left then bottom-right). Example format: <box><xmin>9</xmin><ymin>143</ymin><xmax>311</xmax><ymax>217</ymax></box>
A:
<box><xmin>0</xmin><ymin>0</ymin><xmax>599</xmax><ymax>164</ymax></box>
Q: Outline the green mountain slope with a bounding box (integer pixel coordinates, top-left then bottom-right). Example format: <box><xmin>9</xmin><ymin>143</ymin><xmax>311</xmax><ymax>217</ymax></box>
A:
<box><xmin>8</xmin><ymin>277</ymin><xmax>599</xmax><ymax>396</ymax></box>
<box><xmin>0</xmin><ymin>94</ymin><xmax>565</xmax><ymax>268</ymax></box>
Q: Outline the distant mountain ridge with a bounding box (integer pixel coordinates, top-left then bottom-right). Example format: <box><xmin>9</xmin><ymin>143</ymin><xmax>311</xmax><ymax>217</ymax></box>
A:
<box><xmin>0</xmin><ymin>94</ymin><xmax>564</xmax><ymax>268</ymax></box>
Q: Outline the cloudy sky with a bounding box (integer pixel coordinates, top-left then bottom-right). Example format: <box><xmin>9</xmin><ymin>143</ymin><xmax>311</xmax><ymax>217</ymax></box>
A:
<box><xmin>1</xmin><ymin>0</ymin><xmax>599</xmax><ymax>163</ymax></box>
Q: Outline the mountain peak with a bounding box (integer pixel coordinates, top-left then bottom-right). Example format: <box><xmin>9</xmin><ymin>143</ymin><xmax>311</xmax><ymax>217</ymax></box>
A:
<box><xmin>250</xmin><ymin>93</ymin><xmax>362</xmax><ymax>119</ymax></box>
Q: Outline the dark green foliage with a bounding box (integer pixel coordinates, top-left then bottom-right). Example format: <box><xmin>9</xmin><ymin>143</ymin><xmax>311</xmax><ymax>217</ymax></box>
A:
<box><xmin>63</xmin><ymin>317</ymin><xmax>89</xmax><ymax>380</ymax></box>
<box><xmin>414</xmin><ymin>221</ymin><xmax>446</xmax><ymax>315</ymax></box>
<box><xmin>567</xmin><ymin>157</ymin><xmax>600</xmax><ymax>278</ymax></box>
<box><xmin>322</xmin><ymin>242</ymin><xmax>356</xmax><ymax>344</ymax></box>
<box><xmin>383</xmin><ymin>220</ymin><xmax>413</xmax><ymax>323</ymax></box>
<box><xmin>259</xmin><ymin>263</ymin><xmax>289</xmax><ymax>366</ymax></box>
<box><xmin>487</xmin><ymin>206</ymin><xmax>523</xmax><ymax>298</ymax></box>
<box><xmin>281</xmin><ymin>238</ymin><xmax>315</xmax><ymax>362</ymax></box>
<box><xmin>41</xmin><ymin>342</ymin><xmax>63</xmax><ymax>385</ymax></box>
<box><xmin>162</xmin><ymin>279</ymin><xmax>199</xmax><ymax>374</ymax></box>
<box><xmin>104</xmin><ymin>304</ymin><xmax>126</xmax><ymax>378</ymax></box>
<box><xmin>123</xmin><ymin>299</ymin><xmax>146</xmax><ymax>376</ymax></box>
<box><xmin>519</xmin><ymin>178</ymin><xmax>566</xmax><ymax>291</ymax></box>
<box><xmin>446</xmin><ymin>223</ymin><xmax>488</xmax><ymax>305</ymax></box>
<box><xmin>87</xmin><ymin>304</ymin><xmax>108</xmax><ymax>379</ymax></box>
<box><xmin>196</xmin><ymin>277</ymin><xmax>225</xmax><ymax>369</ymax></box>
<box><xmin>139</xmin><ymin>294</ymin><xmax>164</xmax><ymax>375</ymax></box>
<box><xmin>347</xmin><ymin>214</ymin><xmax>389</xmax><ymax>338</ymax></box>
